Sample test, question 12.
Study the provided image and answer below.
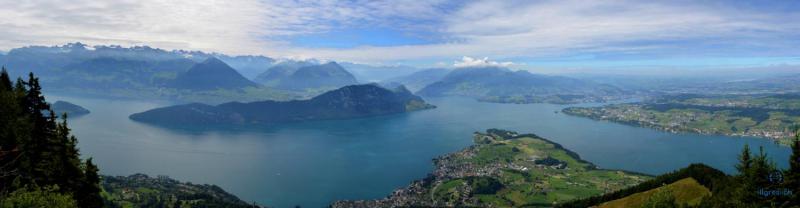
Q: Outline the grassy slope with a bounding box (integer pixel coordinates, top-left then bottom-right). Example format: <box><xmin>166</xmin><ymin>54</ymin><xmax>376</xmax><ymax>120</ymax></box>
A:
<box><xmin>557</xmin><ymin>163</ymin><xmax>726</xmax><ymax>208</ymax></box>
<box><xmin>598</xmin><ymin>177</ymin><xmax>710</xmax><ymax>208</ymax></box>
<box><xmin>462</xmin><ymin>136</ymin><xmax>645</xmax><ymax>206</ymax></box>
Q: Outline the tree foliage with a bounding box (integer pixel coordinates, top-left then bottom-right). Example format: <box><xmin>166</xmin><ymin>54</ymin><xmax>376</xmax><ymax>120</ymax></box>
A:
<box><xmin>640</xmin><ymin>188</ymin><xmax>678</xmax><ymax>208</ymax></box>
<box><xmin>0</xmin><ymin>185</ymin><xmax>78</xmax><ymax>208</ymax></box>
<box><xmin>0</xmin><ymin>68</ymin><xmax>102</xmax><ymax>207</ymax></box>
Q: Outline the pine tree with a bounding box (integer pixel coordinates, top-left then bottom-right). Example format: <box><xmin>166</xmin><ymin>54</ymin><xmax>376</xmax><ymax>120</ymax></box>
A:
<box><xmin>785</xmin><ymin>132</ymin><xmax>800</xmax><ymax>205</ymax></box>
<box><xmin>736</xmin><ymin>144</ymin><xmax>753</xmax><ymax>176</ymax></box>
<box><xmin>733</xmin><ymin>144</ymin><xmax>760</xmax><ymax>204</ymax></box>
<box><xmin>78</xmin><ymin>158</ymin><xmax>103</xmax><ymax>208</ymax></box>
<box><xmin>21</xmin><ymin>73</ymin><xmax>58</xmax><ymax>187</ymax></box>
<box><xmin>0</xmin><ymin>67</ymin><xmax>18</xmax><ymax>191</ymax></box>
<box><xmin>0</xmin><ymin>67</ymin><xmax>11</xmax><ymax>91</ymax></box>
<box><xmin>0</xmin><ymin>71</ymin><xmax>102</xmax><ymax>207</ymax></box>
<box><xmin>751</xmin><ymin>146</ymin><xmax>775</xmax><ymax>186</ymax></box>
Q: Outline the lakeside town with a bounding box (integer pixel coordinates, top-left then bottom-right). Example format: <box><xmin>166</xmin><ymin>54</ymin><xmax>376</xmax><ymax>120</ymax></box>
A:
<box><xmin>562</xmin><ymin>103</ymin><xmax>797</xmax><ymax>145</ymax></box>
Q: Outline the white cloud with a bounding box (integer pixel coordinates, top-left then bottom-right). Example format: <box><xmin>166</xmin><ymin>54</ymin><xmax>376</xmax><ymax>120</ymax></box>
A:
<box><xmin>0</xmin><ymin>0</ymin><xmax>450</xmax><ymax>56</ymax></box>
<box><xmin>0</xmin><ymin>0</ymin><xmax>278</xmax><ymax>54</ymax></box>
<box><xmin>284</xmin><ymin>0</ymin><xmax>800</xmax><ymax>63</ymax></box>
<box><xmin>453</xmin><ymin>56</ymin><xmax>513</xmax><ymax>68</ymax></box>
<box><xmin>0</xmin><ymin>0</ymin><xmax>798</xmax><ymax>64</ymax></box>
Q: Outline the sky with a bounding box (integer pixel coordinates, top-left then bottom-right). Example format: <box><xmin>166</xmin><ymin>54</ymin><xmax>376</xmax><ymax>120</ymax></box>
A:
<box><xmin>1</xmin><ymin>0</ymin><xmax>799</xmax><ymax>70</ymax></box>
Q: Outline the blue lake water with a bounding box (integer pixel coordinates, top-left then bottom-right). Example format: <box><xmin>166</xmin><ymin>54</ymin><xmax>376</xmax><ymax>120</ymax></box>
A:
<box><xmin>50</xmin><ymin>95</ymin><xmax>791</xmax><ymax>208</ymax></box>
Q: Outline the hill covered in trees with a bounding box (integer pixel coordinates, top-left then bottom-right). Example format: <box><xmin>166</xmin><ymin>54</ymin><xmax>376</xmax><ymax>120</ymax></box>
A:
<box><xmin>51</xmin><ymin>101</ymin><xmax>90</xmax><ymax>117</ymax></box>
<box><xmin>101</xmin><ymin>174</ymin><xmax>255</xmax><ymax>208</ymax></box>
<box><xmin>130</xmin><ymin>84</ymin><xmax>435</xmax><ymax>125</ymax></box>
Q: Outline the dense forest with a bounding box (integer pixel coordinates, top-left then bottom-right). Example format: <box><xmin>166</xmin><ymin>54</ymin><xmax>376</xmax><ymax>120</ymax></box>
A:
<box><xmin>0</xmin><ymin>68</ymin><xmax>103</xmax><ymax>207</ymax></box>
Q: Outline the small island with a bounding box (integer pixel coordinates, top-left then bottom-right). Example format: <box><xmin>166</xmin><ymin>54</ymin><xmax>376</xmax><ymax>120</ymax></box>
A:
<box><xmin>51</xmin><ymin>100</ymin><xmax>90</xmax><ymax>117</ymax></box>
<box><xmin>130</xmin><ymin>84</ymin><xmax>435</xmax><ymax>125</ymax></box>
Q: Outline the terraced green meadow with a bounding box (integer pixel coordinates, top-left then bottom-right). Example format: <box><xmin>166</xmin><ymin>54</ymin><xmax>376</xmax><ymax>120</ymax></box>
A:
<box><xmin>331</xmin><ymin>129</ymin><xmax>650</xmax><ymax>207</ymax></box>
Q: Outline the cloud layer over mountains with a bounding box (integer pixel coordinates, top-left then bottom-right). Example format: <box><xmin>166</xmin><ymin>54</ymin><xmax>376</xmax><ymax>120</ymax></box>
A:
<box><xmin>2</xmin><ymin>0</ymin><xmax>799</xmax><ymax>65</ymax></box>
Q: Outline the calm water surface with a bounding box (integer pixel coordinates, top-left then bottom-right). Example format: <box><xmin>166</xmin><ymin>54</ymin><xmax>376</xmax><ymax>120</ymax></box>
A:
<box><xmin>49</xmin><ymin>95</ymin><xmax>791</xmax><ymax>208</ymax></box>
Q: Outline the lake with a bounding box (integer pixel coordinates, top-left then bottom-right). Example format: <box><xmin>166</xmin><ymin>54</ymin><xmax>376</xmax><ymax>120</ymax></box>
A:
<box><xmin>50</xmin><ymin>95</ymin><xmax>791</xmax><ymax>208</ymax></box>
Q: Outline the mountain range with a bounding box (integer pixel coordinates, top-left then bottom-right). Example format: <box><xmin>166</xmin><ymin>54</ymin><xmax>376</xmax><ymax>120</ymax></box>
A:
<box><xmin>1</xmin><ymin>43</ymin><xmax>637</xmax><ymax>105</ymax></box>
<box><xmin>0</xmin><ymin>43</ymin><xmax>274</xmax><ymax>87</ymax></box>
<box><xmin>418</xmin><ymin>66</ymin><xmax>626</xmax><ymax>104</ymax></box>
<box><xmin>129</xmin><ymin>84</ymin><xmax>434</xmax><ymax>125</ymax></box>
<box><xmin>381</xmin><ymin>68</ymin><xmax>451</xmax><ymax>92</ymax></box>
<box><xmin>254</xmin><ymin>62</ymin><xmax>358</xmax><ymax>91</ymax></box>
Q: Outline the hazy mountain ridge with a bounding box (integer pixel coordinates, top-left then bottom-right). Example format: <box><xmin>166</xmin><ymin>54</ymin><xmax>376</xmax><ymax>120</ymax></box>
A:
<box><xmin>167</xmin><ymin>57</ymin><xmax>259</xmax><ymax>90</ymax></box>
<box><xmin>255</xmin><ymin>62</ymin><xmax>358</xmax><ymax>91</ymax></box>
<box><xmin>0</xmin><ymin>43</ymin><xmax>270</xmax><ymax>86</ymax></box>
<box><xmin>382</xmin><ymin>68</ymin><xmax>451</xmax><ymax>92</ymax></box>
<box><xmin>253</xmin><ymin>60</ymin><xmax>316</xmax><ymax>85</ymax></box>
<box><xmin>0</xmin><ymin>43</ymin><xmax>303</xmax><ymax>103</ymax></box>
<box><xmin>129</xmin><ymin>84</ymin><xmax>434</xmax><ymax>125</ymax></box>
<box><xmin>339</xmin><ymin>62</ymin><xmax>421</xmax><ymax>83</ymax></box>
<box><xmin>418</xmin><ymin>66</ymin><xmax>626</xmax><ymax>104</ymax></box>
<box><xmin>54</xmin><ymin>57</ymin><xmax>195</xmax><ymax>89</ymax></box>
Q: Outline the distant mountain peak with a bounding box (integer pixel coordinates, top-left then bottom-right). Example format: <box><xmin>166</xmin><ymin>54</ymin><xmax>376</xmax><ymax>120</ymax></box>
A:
<box><xmin>202</xmin><ymin>57</ymin><xmax>225</xmax><ymax>64</ymax></box>
<box><xmin>167</xmin><ymin>58</ymin><xmax>258</xmax><ymax>90</ymax></box>
<box><xmin>254</xmin><ymin>61</ymin><xmax>358</xmax><ymax>91</ymax></box>
<box><xmin>391</xmin><ymin>84</ymin><xmax>411</xmax><ymax>94</ymax></box>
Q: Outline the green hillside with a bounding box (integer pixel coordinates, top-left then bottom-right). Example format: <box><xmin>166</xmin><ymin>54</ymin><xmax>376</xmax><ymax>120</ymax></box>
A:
<box><xmin>560</xmin><ymin>141</ymin><xmax>800</xmax><ymax>208</ymax></box>
<box><xmin>598</xmin><ymin>178</ymin><xmax>710</xmax><ymax>208</ymax></box>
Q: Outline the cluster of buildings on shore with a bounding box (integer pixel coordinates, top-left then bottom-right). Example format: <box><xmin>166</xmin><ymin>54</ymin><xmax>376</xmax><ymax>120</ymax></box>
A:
<box><xmin>565</xmin><ymin>104</ymin><xmax>796</xmax><ymax>144</ymax></box>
